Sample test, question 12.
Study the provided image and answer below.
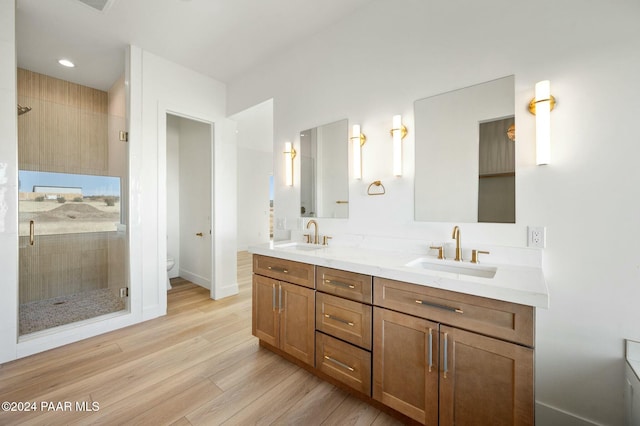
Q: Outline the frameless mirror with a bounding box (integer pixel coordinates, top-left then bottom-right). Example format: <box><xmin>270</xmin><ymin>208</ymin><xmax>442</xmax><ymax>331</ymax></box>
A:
<box><xmin>414</xmin><ymin>75</ymin><xmax>515</xmax><ymax>223</ymax></box>
<box><xmin>300</xmin><ymin>119</ymin><xmax>349</xmax><ymax>218</ymax></box>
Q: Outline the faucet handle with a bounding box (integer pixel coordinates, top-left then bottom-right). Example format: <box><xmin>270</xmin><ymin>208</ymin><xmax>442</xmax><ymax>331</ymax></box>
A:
<box><xmin>322</xmin><ymin>235</ymin><xmax>332</xmax><ymax>246</ymax></box>
<box><xmin>430</xmin><ymin>246</ymin><xmax>445</xmax><ymax>260</ymax></box>
<box><xmin>471</xmin><ymin>250</ymin><xmax>490</xmax><ymax>264</ymax></box>
<box><xmin>304</xmin><ymin>234</ymin><xmax>311</xmax><ymax>244</ymax></box>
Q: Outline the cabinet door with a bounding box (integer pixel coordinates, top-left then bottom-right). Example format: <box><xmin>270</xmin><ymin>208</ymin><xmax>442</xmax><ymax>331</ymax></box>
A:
<box><xmin>252</xmin><ymin>275</ymin><xmax>278</xmax><ymax>347</ymax></box>
<box><xmin>373</xmin><ymin>307</ymin><xmax>439</xmax><ymax>425</ymax></box>
<box><xmin>439</xmin><ymin>325</ymin><xmax>534</xmax><ymax>426</ymax></box>
<box><xmin>280</xmin><ymin>281</ymin><xmax>315</xmax><ymax>366</ymax></box>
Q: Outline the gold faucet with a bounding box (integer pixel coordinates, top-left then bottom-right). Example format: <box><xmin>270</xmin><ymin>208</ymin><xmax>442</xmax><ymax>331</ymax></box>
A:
<box><xmin>452</xmin><ymin>226</ymin><xmax>462</xmax><ymax>261</ymax></box>
<box><xmin>307</xmin><ymin>220</ymin><xmax>319</xmax><ymax>244</ymax></box>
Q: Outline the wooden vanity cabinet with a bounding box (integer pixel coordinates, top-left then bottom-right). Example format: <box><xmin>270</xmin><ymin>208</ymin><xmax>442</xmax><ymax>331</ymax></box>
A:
<box><xmin>373</xmin><ymin>277</ymin><xmax>535</xmax><ymax>425</ymax></box>
<box><xmin>252</xmin><ymin>255</ymin><xmax>315</xmax><ymax>366</ymax></box>
<box><xmin>252</xmin><ymin>255</ymin><xmax>536</xmax><ymax>425</ymax></box>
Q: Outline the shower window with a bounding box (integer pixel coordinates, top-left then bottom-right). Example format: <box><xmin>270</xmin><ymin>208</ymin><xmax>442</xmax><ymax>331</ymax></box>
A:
<box><xmin>18</xmin><ymin>170</ymin><xmax>122</xmax><ymax>236</ymax></box>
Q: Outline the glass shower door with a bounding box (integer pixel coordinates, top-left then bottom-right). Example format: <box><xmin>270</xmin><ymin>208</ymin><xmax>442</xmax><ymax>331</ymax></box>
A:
<box><xmin>17</xmin><ymin>69</ymin><xmax>129</xmax><ymax>335</ymax></box>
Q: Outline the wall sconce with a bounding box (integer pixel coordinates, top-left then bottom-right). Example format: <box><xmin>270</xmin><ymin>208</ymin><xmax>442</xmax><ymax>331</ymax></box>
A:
<box><xmin>284</xmin><ymin>142</ymin><xmax>296</xmax><ymax>186</ymax></box>
<box><xmin>528</xmin><ymin>80</ymin><xmax>556</xmax><ymax>165</ymax></box>
<box><xmin>350</xmin><ymin>124</ymin><xmax>366</xmax><ymax>179</ymax></box>
<box><xmin>390</xmin><ymin>115</ymin><xmax>408</xmax><ymax>176</ymax></box>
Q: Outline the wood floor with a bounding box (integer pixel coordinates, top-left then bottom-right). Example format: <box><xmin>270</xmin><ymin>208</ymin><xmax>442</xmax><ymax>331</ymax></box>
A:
<box><xmin>0</xmin><ymin>251</ymin><xmax>402</xmax><ymax>425</ymax></box>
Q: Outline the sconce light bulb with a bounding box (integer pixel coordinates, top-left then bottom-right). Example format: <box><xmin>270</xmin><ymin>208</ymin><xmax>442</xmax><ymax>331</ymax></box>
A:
<box><xmin>352</xmin><ymin>125</ymin><xmax>362</xmax><ymax>179</ymax></box>
<box><xmin>392</xmin><ymin>115</ymin><xmax>403</xmax><ymax>176</ymax></box>
<box><xmin>535</xmin><ymin>81</ymin><xmax>551</xmax><ymax>165</ymax></box>
<box><xmin>285</xmin><ymin>142</ymin><xmax>294</xmax><ymax>186</ymax></box>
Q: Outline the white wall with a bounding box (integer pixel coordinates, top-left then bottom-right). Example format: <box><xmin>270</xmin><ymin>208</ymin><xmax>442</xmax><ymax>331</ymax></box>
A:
<box><xmin>142</xmin><ymin>48</ymin><xmax>238</xmax><ymax>310</ymax></box>
<box><xmin>226</xmin><ymin>0</ymin><xmax>640</xmax><ymax>424</ymax></box>
<box><xmin>231</xmin><ymin>99</ymin><xmax>273</xmax><ymax>251</ymax></box>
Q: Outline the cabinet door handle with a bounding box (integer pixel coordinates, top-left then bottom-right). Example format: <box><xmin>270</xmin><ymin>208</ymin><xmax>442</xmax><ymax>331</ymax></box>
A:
<box><xmin>415</xmin><ymin>299</ymin><xmax>463</xmax><ymax>314</ymax></box>
<box><xmin>278</xmin><ymin>284</ymin><xmax>282</xmax><ymax>312</ymax></box>
<box><xmin>324</xmin><ymin>279</ymin><xmax>355</xmax><ymax>289</ymax></box>
<box><xmin>427</xmin><ymin>328</ymin><xmax>433</xmax><ymax>373</ymax></box>
<box><xmin>324</xmin><ymin>355</ymin><xmax>355</xmax><ymax>372</ymax></box>
<box><xmin>272</xmin><ymin>283</ymin><xmax>276</xmax><ymax>311</ymax></box>
<box><xmin>324</xmin><ymin>314</ymin><xmax>354</xmax><ymax>327</ymax></box>
<box><xmin>443</xmin><ymin>332</ymin><xmax>449</xmax><ymax>379</ymax></box>
<box><xmin>268</xmin><ymin>266</ymin><xmax>288</xmax><ymax>274</ymax></box>
<box><xmin>29</xmin><ymin>220</ymin><xmax>35</xmax><ymax>246</ymax></box>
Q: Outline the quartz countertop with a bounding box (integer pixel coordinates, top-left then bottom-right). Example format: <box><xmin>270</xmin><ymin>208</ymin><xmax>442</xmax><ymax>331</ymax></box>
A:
<box><xmin>249</xmin><ymin>241</ymin><xmax>549</xmax><ymax>309</ymax></box>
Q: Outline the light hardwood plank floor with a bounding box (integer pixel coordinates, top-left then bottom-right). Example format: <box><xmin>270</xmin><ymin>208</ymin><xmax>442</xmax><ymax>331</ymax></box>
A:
<box><xmin>0</xmin><ymin>251</ymin><xmax>403</xmax><ymax>426</ymax></box>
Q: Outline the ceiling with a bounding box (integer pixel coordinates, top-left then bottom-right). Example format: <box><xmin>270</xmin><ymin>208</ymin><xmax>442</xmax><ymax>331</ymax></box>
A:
<box><xmin>16</xmin><ymin>0</ymin><xmax>374</xmax><ymax>91</ymax></box>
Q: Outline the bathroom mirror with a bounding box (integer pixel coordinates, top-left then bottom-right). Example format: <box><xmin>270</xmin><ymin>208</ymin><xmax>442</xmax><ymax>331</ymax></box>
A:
<box><xmin>414</xmin><ymin>75</ymin><xmax>515</xmax><ymax>223</ymax></box>
<box><xmin>300</xmin><ymin>119</ymin><xmax>349</xmax><ymax>218</ymax></box>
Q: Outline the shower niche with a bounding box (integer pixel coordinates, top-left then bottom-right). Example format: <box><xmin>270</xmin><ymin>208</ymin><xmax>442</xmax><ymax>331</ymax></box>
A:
<box><xmin>17</xmin><ymin>68</ymin><xmax>129</xmax><ymax>335</ymax></box>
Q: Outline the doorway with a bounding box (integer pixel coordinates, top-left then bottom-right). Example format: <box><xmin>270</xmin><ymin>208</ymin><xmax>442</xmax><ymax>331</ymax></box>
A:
<box><xmin>166</xmin><ymin>114</ymin><xmax>213</xmax><ymax>292</ymax></box>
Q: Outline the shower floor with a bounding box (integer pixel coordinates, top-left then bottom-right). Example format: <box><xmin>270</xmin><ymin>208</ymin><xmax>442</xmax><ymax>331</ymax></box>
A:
<box><xmin>19</xmin><ymin>288</ymin><xmax>126</xmax><ymax>335</ymax></box>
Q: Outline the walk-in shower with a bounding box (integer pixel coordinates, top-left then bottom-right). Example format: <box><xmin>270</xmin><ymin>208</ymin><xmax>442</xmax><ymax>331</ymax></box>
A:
<box><xmin>17</xmin><ymin>68</ymin><xmax>129</xmax><ymax>335</ymax></box>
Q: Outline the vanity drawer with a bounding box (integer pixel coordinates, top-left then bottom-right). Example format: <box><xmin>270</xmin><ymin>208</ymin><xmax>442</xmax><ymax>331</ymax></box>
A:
<box><xmin>316</xmin><ymin>292</ymin><xmax>372</xmax><ymax>350</ymax></box>
<box><xmin>373</xmin><ymin>277</ymin><xmax>534</xmax><ymax>347</ymax></box>
<box><xmin>316</xmin><ymin>332</ymin><xmax>372</xmax><ymax>396</ymax></box>
<box><xmin>316</xmin><ymin>266</ymin><xmax>372</xmax><ymax>303</ymax></box>
<box><xmin>253</xmin><ymin>254</ymin><xmax>315</xmax><ymax>289</ymax></box>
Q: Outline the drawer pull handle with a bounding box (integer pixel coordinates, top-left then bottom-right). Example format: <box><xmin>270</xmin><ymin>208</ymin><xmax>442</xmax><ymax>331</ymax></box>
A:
<box><xmin>272</xmin><ymin>283</ymin><xmax>276</xmax><ymax>311</ymax></box>
<box><xmin>324</xmin><ymin>279</ymin><xmax>355</xmax><ymax>289</ymax></box>
<box><xmin>415</xmin><ymin>299</ymin><xmax>463</xmax><ymax>314</ymax></box>
<box><xmin>324</xmin><ymin>355</ymin><xmax>355</xmax><ymax>372</ymax></box>
<box><xmin>427</xmin><ymin>328</ymin><xmax>433</xmax><ymax>373</ymax></box>
<box><xmin>268</xmin><ymin>266</ymin><xmax>288</xmax><ymax>274</ymax></box>
<box><xmin>324</xmin><ymin>314</ymin><xmax>354</xmax><ymax>327</ymax></box>
<box><xmin>443</xmin><ymin>332</ymin><xmax>449</xmax><ymax>379</ymax></box>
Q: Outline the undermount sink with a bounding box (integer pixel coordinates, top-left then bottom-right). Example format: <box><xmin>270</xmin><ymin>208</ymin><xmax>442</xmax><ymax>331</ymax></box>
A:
<box><xmin>273</xmin><ymin>242</ymin><xmax>324</xmax><ymax>251</ymax></box>
<box><xmin>405</xmin><ymin>257</ymin><xmax>497</xmax><ymax>279</ymax></box>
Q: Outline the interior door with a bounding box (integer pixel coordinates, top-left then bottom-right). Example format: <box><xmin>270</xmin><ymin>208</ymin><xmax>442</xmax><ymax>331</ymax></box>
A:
<box><xmin>173</xmin><ymin>115</ymin><xmax>212</xmax><ymax>288</ymax></box>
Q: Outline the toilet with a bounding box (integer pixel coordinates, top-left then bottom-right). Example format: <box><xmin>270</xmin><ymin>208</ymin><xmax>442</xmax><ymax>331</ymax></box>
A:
<box><xmin>167</xmin><ymin>257</ymin><xmax>175</xmax><ymax>290</ymax></box>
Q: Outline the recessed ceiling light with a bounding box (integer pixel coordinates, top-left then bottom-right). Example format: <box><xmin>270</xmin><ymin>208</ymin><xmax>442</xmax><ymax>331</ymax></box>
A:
<box><xmin>58</xmin><ymin>59</ymin><xmax>75</xmax><ymax>68</ymax></box>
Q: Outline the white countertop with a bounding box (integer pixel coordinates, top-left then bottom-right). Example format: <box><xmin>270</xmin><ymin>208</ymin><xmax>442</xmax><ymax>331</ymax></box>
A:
<box><xmin>249</xmin><ymin>241</ymin><xmax>549</xmax><ymax>309</ymax></box>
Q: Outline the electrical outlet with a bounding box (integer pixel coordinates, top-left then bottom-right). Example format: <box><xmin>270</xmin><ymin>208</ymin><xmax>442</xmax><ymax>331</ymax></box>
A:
<box><xmin>527</xmin><ymin>226</ymin><xmax>546</xmax><ymax>248</ymax></box>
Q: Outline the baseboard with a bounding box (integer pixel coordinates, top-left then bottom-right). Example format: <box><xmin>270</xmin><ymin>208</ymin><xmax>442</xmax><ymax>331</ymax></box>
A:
<box><xmin>536</xmin><ymin>401</ymin><xmax>602</xmax><ymax>426</ymax></box>
<box><xmin>214</xmin><ymin>282</ymin><xmax>239</xmax><ymax>300</ymax></box>
<box><xmin>179</xmin><ymin>269</ymin><xmax>210</xmax><ymax>289</ymax></box>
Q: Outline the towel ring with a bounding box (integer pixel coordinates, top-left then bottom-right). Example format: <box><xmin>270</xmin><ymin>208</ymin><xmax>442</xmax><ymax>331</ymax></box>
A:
<box><xmin>367</xmin><ymin>180</ymin><xmax>386</xmax><ymax>196</ymax></box>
